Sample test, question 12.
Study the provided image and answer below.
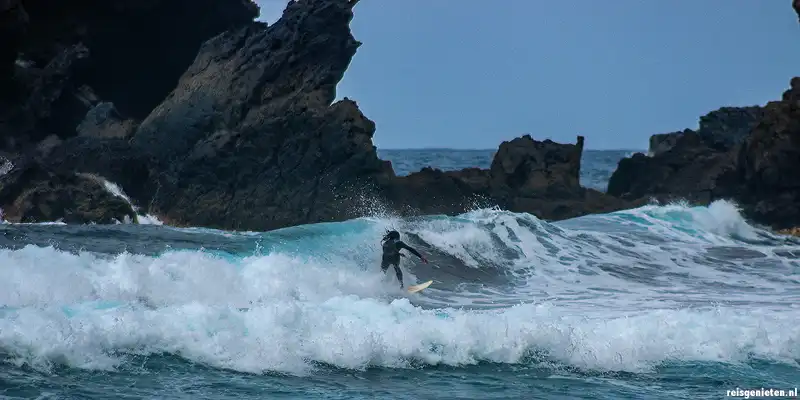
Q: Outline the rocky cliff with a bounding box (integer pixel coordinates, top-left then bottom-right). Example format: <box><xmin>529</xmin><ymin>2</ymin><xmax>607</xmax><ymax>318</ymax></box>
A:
<box><xmin>0</xmin><ymin>0</ymin><xmax>633</xmax><ymax>228</ymax></box>
<box><xmin>607</xmin><ymin>1</ymin><xmax>800</xmax><ymax>232</ymax></box>
<box><xmin>735</xmin><ymin>78</ymin><xmax>800</xmax><ymax>229</ymax></box>
<box><xmin>608</xmin><ymin>0</ymin><xmax>800</xmax><ymax>231</ymax></box>
<box><xmin>1</xmin><ymin>0</ymin><xmax>258</xmax><ymax>154</ymax></box>
<box><xmin>608</xmin><ymin>80</ymin><xmax>799</xmax><ymax>230</ymax></box>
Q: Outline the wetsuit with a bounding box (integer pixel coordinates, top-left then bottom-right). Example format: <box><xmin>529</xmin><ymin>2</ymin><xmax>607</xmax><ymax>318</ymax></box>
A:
<box><xmin>381</xmin><ymin>238</ymin><xmax>423</xmax><ymax>288</ymax></box>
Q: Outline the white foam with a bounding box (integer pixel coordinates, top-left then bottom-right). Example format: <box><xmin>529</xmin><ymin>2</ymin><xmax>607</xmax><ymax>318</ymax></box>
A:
<box><xmin>0</xmin><ymin>235</ymin><xmax>798</xmax><ymax>376</ymax></box>
<box><xmin>96</xmin><ymin>177</ymin><xmax>163</xmax><ymax>225</ymax></box>
<box><xmin>1</xmin><ymin>200</ymin><xmax>799</xmax><ymax>375</ymax></box>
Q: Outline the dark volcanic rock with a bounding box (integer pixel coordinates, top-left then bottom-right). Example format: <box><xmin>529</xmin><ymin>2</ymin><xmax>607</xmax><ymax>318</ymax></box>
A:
<box><xmin>735</xmin><ymin>78</ymin><xmax>800</xmax><ymax>229</ymax></box>
<box><xmin>486</xmin><ymin>135</ymin><xmax>639</xmax><ymax>220</ymax></box>
<box><xmin>0</xmin><ymin>0</ymin><xmax>27</xmax><ymax>87</ymax></box>
<box><xmin>3</xmin><ymin>0</ymin><xmax>633</xmax><ymax>229</ymax></box>
<box><xmin>608</xmin><ymin>76</ymin><xmax>800</xmax><ymax>230</ymax></box>
<box><xmin>608</xmin><ymin>0</ymin><xmax>792</xmax><ymax>231</ymax></box>
<box><xmin>608</xmin><ymin>130</ymin><xmax>740</xmax><ymax>204</ymax></box>
<box><xmin>119</xmin><ymin>0</ymin><xmax>630</xmax><ymax>230</ymax></box>
<box><xmin>696</xmin><ymin>106</ymin><xmax>765</xmax><ymax>151</ymax></box>
<box><xmin>609</xmin><ymin>105</ymin><xmax>766</xmax><ymax>202</ymax></box>
<box><xmin>646</xmin><ymin>107</ymin><xmax>763</xmax><ymax>157</ymax></box>
<box><xmin>1</xmin><ymin>43</ymin><xmax>94</xmax><ymax>152</ymax></box>
<box><xmin>0</xmin><ymin>0</ymin><xmax>258</xmax><ymax>156</ymax></box>
<box><xmin>795</xmin><ymin>0</ymin><xmax>800</xmax><ymax>22</ymax></box>
<box><xmin>649</xmin><ymin>130</ymin><xmax>690</xmax><ymax>156</ymax></box>
<box><xmin>383</xmin><ymin>135</ymin><xmax>635</xmax><ymax>222</ymax></box>
<box><xmin>490</xmin><ymin>135</ymin><xmax>584</xmax><ymax>196</ymax></box>
<box><xmin>126</xmin><ymin>0</ymin><xmax>394</xmax><ymax>230</ymax></box>
<box><xmin>0</xmin><ymin>160</ymin><xmax>136</xmax><ymax>224</ymax></box>
<box><xmin>15</xmin><ymin>0</ymin><xmax>259</xmax><ymax>119</ymax></box>
<box><xmin>76</xmin><ymin>102</ymin><xmax>138</xmax><ymax>139</ymax></box>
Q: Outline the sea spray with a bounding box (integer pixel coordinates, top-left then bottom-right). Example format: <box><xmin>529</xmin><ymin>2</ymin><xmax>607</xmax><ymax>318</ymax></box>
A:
<box><xmin>0</xmin><ymin>200</ymin><xmax>799</xmax><ymax>378</ymax></box>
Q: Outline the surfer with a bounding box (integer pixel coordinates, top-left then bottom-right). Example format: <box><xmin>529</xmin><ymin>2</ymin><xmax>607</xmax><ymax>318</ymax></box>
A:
<box><xmin>380</xmin><ymin>230</ymin><xmax>428</xmax><ymax>288</ymax></box>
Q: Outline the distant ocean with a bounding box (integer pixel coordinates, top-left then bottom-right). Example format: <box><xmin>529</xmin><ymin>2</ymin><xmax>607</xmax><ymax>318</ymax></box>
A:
<box><xmin>1</xmin><ymin>149</ymin><xmax>799</xmax><ymax>400</ymax></box>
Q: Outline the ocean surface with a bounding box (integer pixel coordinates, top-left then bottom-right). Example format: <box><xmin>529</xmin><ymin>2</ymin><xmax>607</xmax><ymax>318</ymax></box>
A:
<box><xmin>2</xmin><ymin>149</ymin><xmax>800</xmax><ymax>400</ymax></box>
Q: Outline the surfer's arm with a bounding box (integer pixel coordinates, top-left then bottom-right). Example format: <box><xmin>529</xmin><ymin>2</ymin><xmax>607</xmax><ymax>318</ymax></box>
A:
<box><xmin>398</xmin><ymin>241</ymin><xmax>428</xmax><ymax>263</ymax></box>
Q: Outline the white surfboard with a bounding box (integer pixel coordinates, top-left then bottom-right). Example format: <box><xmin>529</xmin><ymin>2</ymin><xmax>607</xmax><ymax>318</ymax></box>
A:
<box><xmin>407</xmin><ymin>280</ymin><xmax>433</xmax><ymax>293</ymax></box>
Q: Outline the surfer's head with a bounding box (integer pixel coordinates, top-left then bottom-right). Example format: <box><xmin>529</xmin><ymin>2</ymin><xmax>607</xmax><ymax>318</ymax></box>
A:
<box><xmin>382</xmin><ymin>230</ymin><xmax>400</xmax><ymax>242</ymax></box>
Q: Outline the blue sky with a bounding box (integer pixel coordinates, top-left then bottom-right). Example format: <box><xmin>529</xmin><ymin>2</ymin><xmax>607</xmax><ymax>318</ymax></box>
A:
<box><xmin>255</xmin><ymin>0</ymin><xmax>800</xmax><ymax>150</ymax></box>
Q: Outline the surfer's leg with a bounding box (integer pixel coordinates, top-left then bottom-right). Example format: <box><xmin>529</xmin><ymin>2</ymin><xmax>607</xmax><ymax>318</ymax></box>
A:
<box><xmin>393</xmin><ymin>263</ymin><xmax>403</xmax><ymax>288</ymax></box>
<box><xmin>381</xmin><ymin>259</ymin><xmax>390</xmax><ymax>273</ymax></box>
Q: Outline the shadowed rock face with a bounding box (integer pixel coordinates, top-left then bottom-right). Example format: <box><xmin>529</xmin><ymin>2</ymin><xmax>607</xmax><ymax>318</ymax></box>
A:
<box><xmin>0</xmin><ymin>0</ymin><xmax>641</xmax><ymax>229</ymax></box>
<box><xmin>645</xmin><ymin>107</ymin><xmax>765</xmax><ymax>157</ymax></box>
<box><xmin>11</xmin><ymin>0</ymin><xmax>259</xmax><ymax>118</ymax></box>
<box><xmin>383</xmin><ymin>135</ymin><xmax>636</xmax><ymax>223</ymax></box>
<box><xmin>126</xmin><ymin>1</ymin><xmax>395</xmax><ymax>230</ymax></box>
<box><xmin>0</xmin><ymin>160</ymin><xmax>136</xmax><ymax>224</ymax></box>
<box><xmin>604</xmin><ymin>0</ymin><xmax>800</xmax><ymax>232</ymax></box>
<box><xmin>608</xmin><ymin>130</ymin><xmax>741</xmax><ymax>204</ymax></box>
<box><xmin>0</xmin><ymin>0</ymin><xmax>259</xmax><ymax>222</ymax></box>
<box><xmin>608</xmin><ymin>79</ymin><xmax>800</xmax><ymax>230</ymax></box>
<box><xmin>795</xmin><ymin>0</ymin><xmax>800</xmax><ymax>22</ymax></box>
<box><xmin>735</xmin><ymin>78</ymin><xmax>800</xmax><ymax>229</ymax></box>
<box><xmin>125</xmin><ymin>1</ymin><xmax>630</xmax><ymax>230</ymax></box>
<box><xmin>0</xmin><ymin>0</ymin><xmax>258</xmax><ymax>155</ymax></box>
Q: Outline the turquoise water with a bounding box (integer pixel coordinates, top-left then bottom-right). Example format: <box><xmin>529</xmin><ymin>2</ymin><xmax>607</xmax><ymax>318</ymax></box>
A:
<box><xmin>1</xmin><ymin>150</ymin><xmax>799</xmax><ymax>399</ymax></box>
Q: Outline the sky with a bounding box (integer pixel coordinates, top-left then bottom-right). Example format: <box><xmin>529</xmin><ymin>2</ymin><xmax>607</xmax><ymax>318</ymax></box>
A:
<box><xmin>254</xmin><ymin>0</ymin><xmax>800</xmax><ymax>150</ymax></box>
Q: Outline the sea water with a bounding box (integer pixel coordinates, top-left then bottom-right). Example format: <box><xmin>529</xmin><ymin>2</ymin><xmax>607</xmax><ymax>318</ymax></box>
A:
<box><xmin>0</xmin><ymin>149</ymin><xmax>798</xmax><ymax>399</ymax></box>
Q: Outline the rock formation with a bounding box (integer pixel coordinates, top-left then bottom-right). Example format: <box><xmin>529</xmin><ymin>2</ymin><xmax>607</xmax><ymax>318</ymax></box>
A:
<box><xmin>0</xmin><ymin>0</ymin><xmax>259</xmax><ymax>155</ymax></box>
<box><xmin>610</xmin><ymin>0</ymin><xmax>800</xmax><ymax>233</ymax></box>
<box><xmin>384</xmin><ymin>135</ymin><xmax>637</xmax><ymax>222</ymax></box>
<box><xmin>644</xmin><ymin>107</ymin><xmax>765</xmax><ymax>158</ymax></box>
<box><xmin>734</xmin><ymin>78</ymin><xmax>800</xmax><ymax>230</ymax></box>
<box><xmin>0</xmin><ymin>0</ymin><xmax>634</xmax><ymax>229</ymax></box>
<box><xmin>606</xmin><ymin>1</ymin><xmax>800</xmax><ymax>232</ymax></box>
<box><xmin>608</xmin><ymin>81</ymin><xmax>799</xmax><ymax>230</ymax></box>
<box><xmin>0</xmin><ymin>159</ymin><xmax>136</xmax><ymax>224</ymax></box>
<box><xmin>0</xmin><ymin>0</ymin><xmax>259</xmax><ymax>223</ymax></box>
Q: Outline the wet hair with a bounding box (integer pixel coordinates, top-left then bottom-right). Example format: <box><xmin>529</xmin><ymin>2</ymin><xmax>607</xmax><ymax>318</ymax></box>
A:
<box><xmin>382</xmin><ymin>230</ymin><xmax>400</xmax><ymax>242</ymax></box>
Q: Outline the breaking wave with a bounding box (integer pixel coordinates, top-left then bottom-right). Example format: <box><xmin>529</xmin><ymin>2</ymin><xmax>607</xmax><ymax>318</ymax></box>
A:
<box><xmin>0</xmin><ymin>200</ymin><xmax>799</xmax><ymax>376</ymax></box>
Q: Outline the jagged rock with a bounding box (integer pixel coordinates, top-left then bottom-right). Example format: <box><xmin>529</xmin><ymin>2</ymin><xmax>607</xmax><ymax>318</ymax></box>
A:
<box><xmin>0</xmin><ymin>43</ymin><xmax>93</xmax><ymax>153</ymax></box>
<box><xmin>38</xmin><ymin>0</ymin><xmax>633</xmax><ymax>230</ymax></box>
<box><xmin>486</xmin><ymin>135</ymin><xmax>638</xmax><ymax>219</ymax></box>
<box><xmin>648</xmin><ymin>130</ymin><xmax>689</xmax><ymax>156</ymax></box>
<box><xmin>646</xmin><ymin>107</ymin><xmax>763</xmax><ymax>157</ymax></box>
<box><xmin>383</xmin><ymin>135</ymin><xmax>635</xmax><ymax>222</ymax></box>
<box><xmin>606</xmin><ymin>0</ymin><xmax>798</xmax><ymax>231</ymax></box>
<box><xmin>15</xmin><ymin>0</ymin><xmax>259</xmax><ymax>119</ymax></box>
<box><xmin>608</xmin><ymin>130</ymin><xmax>740</xmax><ymax>203</ymax></box>
<box><xmin>735</xmin><ymin>77</ymin><xmax>800</xmax><ymax>230</ymax></box>
<box><xmin>121</xmin><ymin>0</ymin><xmax>393</xmax><ymax>231</ymax></box>
<box><xmin>381</xmin><ymin>167</ymin><xmax>493</xmax><ymax>217</ymax></box>
<box><xmin>0</xmin><ymin>160</ymin><xmax>136</xmax><ymax>224</ymax></box>
<box><xmin>489</xmin><ymin>135</ymin><xmax>583</xmax><ymax>195</ymax></box>
<box><xmin>0</xmin><ymin>0</ymin><xmax>27</xmax><ymax>86</ymax></box>
<box><xmin>47</xmin><ymin>137</ymin><xmax>153</xmax><ymax>205</ymax></box>
<box><xmin>76</xmin><ymin>102</ymin><xmax>138</xmax><ymax>138</ymax></box>
<box><xmin>0</xmin><ymin>0</ymin><xmax>258</xmax><ymax>156</ymax></box>
<box><xmin>608</xmin><ymin>76</ymin><xmax>800</xmax><ymax>231</ymax></box>
<box><xmin>795</xmin><ymin>0</ymin><xmax>800</xmax><ymax>22</ymax></box>
<box><xmin>696</xmin><ymin>106</ymin><xmax>765</xmax><ymax>151</ymax></box>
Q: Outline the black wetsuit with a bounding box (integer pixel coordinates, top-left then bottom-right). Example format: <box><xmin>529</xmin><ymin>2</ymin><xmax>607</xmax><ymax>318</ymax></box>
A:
<box><xmin>381</xmin><ymin>238</ymin><xmax>422</xmax><ymax>288</ymax></box>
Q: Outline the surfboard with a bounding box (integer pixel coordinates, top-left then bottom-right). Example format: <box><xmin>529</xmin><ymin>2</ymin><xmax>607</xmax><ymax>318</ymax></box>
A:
<box><xmin>407</xmin><ymin>280</ymin><xmax>433</xmax><ymax>293</ymax></box>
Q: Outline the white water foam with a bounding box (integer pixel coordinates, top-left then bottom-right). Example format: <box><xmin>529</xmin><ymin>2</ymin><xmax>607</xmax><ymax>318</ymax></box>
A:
<box><xmin>0</xmin><ymin>174</ymin><xmax>163</xmax><ymax>225</ymax></box>
<box><xmin>96</xmin><ymin>177</ymin><xmax>163</xmax><ymax>225</ymax></box>
<box><xmin>1</xmin><ymin>199</ymin><xmax>799</xmax><ymax>376</ymax></box>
